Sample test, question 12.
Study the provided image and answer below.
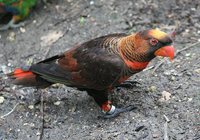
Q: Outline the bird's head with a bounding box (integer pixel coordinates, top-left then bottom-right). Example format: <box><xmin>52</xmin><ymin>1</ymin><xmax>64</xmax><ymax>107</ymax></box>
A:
<box><xmin>134</xmin><ymin>29</ymin><xmax>175</xmax><ymax>61</ymax></box>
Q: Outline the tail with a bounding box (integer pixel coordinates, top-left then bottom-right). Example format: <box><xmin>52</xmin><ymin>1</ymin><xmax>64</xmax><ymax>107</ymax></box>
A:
<box><xmin>7</xmin><ymin>68</ymin><xmax>51</xmax><ymax>88</ymax></box>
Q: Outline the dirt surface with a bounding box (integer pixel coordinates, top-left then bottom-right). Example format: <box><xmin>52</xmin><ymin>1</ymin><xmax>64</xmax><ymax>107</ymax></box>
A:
<box><xmin>0</xmin><ymin>0</ymin><xmax>200</xmax><ymax>139</ymax></box>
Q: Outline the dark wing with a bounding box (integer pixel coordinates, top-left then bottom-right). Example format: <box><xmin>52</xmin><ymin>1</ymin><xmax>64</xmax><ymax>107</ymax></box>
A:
<box><xmin>30</xmin><ymin>33</ymin><xmax>128</xmax><ymax>90</ymax></box>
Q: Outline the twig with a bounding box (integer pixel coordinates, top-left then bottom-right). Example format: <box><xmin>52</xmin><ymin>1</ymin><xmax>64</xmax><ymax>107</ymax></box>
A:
<box><xmin>37</xmin><ymin>16</ymin><xmax>48</xmax><ymax>27</ymax></box>
<box><xmin>163</xmin><ymin>115</ymin><xmax>170</xmax><ymax>140</ymax></box>
<box><xmin>151</xmin><ymin>58</ymin><xmax>165</xmax><ymax>74</ymax></box>
<box><xmin>143</xmin><ymin>65</ymin><xmax>154</xmax><ymax>72</ymax></box>
<box><xmin>175</xmin><ymin>41</ymin><xmax>200</xmax><ymax>57</ymax></box>
<box><xmin>0</xmin><ymin>103</ymin><xmax>19</xmax><ymax>119</ymax></box>
<box><xmin>164</xmin><ymin>122</ymin><xmax>169</xmax><ymax>140</ymax></box>
<box><xmin>163</xmin><ymin>114</ymin><xmax>171</xmax><ymax>123</ymax></box>
<box><xmin>38</xmin><ymin>90</ymin><xmax>45</xmax><ymax>140</ymax></box>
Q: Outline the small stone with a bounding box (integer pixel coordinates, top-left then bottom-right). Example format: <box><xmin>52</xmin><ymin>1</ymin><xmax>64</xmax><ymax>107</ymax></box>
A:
<box><xmin>7</xmin><ymin>32</ymin><xmax>16</xmax><ymax>41</ymax></box>
<box><xmin>185</xmin><ymin>29</ymin><xmax>189</xmax><ymax>33</ymax></box>
<box><xmin>149</xmin><ymin>86</ymin><xmax>157</xmax><ymax>92</ymax></box>
<box><xmin>194</xmin><ymin>69</ymin><xmax>200</xmax><ymax>74</ymax></box>
<box><xmin>188</xmin><ymin>98</ymin><xmax>193</xmax><ymax>102</ymax></box>
<box><xmin>162</xmin><ymin>91</ymin><xmax>171</xmax><ymax>101</ymax></box>
<box><xmin>54</xmin><ymin>101</ymin><xmax>61</xmax><ymax>106</ymax></box>
<box><xmin>20</xmin><ymin>27</ymin><xmax>26</xmax><ymax>33</ymax></box>
<box><xmin>185</xmin><ymin>53</ymin><xmax>191</xmax><ymax>57</ymax></box>
<box><xmin>159</xmin><ymin>91</ymin><xmax>171</xmax><ymax>102</ymax></box>
<box><xmin>164</xmin><ymin>70</ymin><xmax>171</xmax><ymax>76</ymax></box>
<box><xmin>191</xmin><ymin>7</ymin><xmax>196</xmax><ymax>11</ymax></box>
<box><xmin>44</xmin><ymin>116</ymin><xmax>51</xmax><ymax>123</ymax></box>
<box><xmin>23</xmin><ymin>123</ymin><xmax>35</xmax><ymax>127</ymax></box>
<box><xmin>171</xmin><ymin>76</ymin><xmax>176</xmax><ymax>81</ymax></box>
<box><xmin>28</xmin><ymin>105</ymin><xmax>34</xmax><ymax>109</ymax></box>
<box><xmin>90</xmin><ymin>1</ymin><xmax>94</xmax><ymax>5</ymax></box>
<box><xmin>0</xmin><ymin>96</ymin><xmax>5</xmax><ymax>104</ymax></box>
<box><xmin>36</xmin><ymin>132</ymin><xmax>41</xmax><ymax>136</ymax></box>
<box><xmin>33</xmin><ymin>20</ymin><xmax>37</xmax><ymax>24</ymax></box>
<box><xmin>71</xmin><ymin>106</ymin><xmax>76</xmax><ymax>113</ymax></box>
<box><xmin>1</xmin><ymin>65</ymin><xmax>11</xmax><ymax>74</ymax></box>
<box><xmin>55</xmin><ymin>5</ymin><xmax>60</xmax><ymax>10</ymax></box>
<box><xmin>152</xmin><ymin>132</ymin><xmax>160</xmax><ymax>138</ymax></box>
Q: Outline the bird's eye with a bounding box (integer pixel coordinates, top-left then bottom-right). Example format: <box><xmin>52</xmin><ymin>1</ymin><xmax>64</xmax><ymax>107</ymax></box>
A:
<box><xmin>150</xmin><ymin>38</ymin><xmax>158</xmax><ymax>46</ymax></box>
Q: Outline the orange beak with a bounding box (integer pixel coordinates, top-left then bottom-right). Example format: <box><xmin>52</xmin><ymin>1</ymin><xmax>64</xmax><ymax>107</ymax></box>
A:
<box><xmin>154</xmin><ymin>46</ymin><xmax>175</xmax><ymax>61</ymax></box>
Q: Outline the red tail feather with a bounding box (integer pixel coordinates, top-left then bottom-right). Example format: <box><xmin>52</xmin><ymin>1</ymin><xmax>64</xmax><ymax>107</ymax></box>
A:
<box><xmin>12</xmin><ymin>68</ymin><xmax>34</xmax><ymax>78</ymax></box>
<box><xmin>7</xmin><ymin>68</ymin><xmax>36</xmax><ymax>86</ymax></box>
<box><xmin>8</xmin><ymin>68</ymin><xmax>52</xmax><ymax>88</ymax></box>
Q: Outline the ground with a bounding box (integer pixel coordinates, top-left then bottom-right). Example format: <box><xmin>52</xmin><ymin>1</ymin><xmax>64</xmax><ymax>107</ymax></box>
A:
<box><xmin>0</xmin><ymin>0</ymin><xmax>200</xmax><ymax>140</ymax></box>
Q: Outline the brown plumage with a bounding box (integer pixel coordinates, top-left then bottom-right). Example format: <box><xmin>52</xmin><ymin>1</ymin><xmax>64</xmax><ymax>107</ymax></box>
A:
<box><xmin>8</xmin><ymin>29</ymin><xmax>175</xmax><ymax>118</ymax></box>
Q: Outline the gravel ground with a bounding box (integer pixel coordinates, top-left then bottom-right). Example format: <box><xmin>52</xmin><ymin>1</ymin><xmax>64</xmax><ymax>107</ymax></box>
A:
<box><xmin>0</xmin><ymin>0</ymin><xmax>200</xmax><ymax>139</ymax></box>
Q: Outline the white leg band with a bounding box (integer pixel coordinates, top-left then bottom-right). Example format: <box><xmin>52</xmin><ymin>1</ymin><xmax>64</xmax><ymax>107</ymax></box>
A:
<box><xmin>106</xmin><ymin>105</ymin><xmax>116</xmax><ymax>115</ymax></box>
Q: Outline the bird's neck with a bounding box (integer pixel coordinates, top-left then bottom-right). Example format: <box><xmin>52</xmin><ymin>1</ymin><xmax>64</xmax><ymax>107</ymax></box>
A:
<box><xmin>118</xmin><ymin>34</ymin><xmax>149</xmax><ymax>70</ymax></box>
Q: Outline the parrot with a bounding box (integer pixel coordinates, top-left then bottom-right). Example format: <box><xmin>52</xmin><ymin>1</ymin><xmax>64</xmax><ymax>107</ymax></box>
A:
<box><xmin>7</xmin><ymin>29</ymin><xmax>175</xmax><ymax>118</ymax></box>
<box><xmin>0</xmin><ymin>0</ymin><xmax>41</xmax><ymax>30</ymax></box>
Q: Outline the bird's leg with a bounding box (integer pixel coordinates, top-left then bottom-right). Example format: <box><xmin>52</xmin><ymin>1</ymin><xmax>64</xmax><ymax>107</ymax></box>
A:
<box><xmin>0</xmin><ymin>16</ymin><xmax>25</xmax><ymax>31</ymax></box>
<box><xmin>87</xmin><ymin>89</ymin><xmax>136</xmax><ymax>119</ymax></box>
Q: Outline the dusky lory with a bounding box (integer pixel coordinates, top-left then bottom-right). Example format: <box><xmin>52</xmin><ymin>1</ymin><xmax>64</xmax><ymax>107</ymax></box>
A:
<box><xmin>8</xmin><ymin>29</ymin><xmax>175</xmax><ymax>118</ymax></box>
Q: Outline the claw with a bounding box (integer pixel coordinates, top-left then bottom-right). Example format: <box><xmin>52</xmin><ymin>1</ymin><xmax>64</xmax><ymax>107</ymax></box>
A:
<box><xmin>100</xmin><ymin>105</ymin><xmax>137</xmax><ymax>119</ymax></box>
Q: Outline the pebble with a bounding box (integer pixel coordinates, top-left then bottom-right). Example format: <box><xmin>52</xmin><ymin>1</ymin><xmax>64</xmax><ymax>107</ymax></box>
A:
<box><xmin>28</xmin><ymin>105</ymin><xmax>34</xmax><ymax>109</ymax></box>
<box><xmin>188</xmin><ymin>98</ymin><xmax>193</xmax><ymax>102</ymax></box>
<box><xmin>20</xmin><ymin>27</ymin><xmax>26</xmax><ymax>33</ymax></box>
<box><xmin>0</xmin><ymin>96</ymin><xmax>5</xmax><ymax>104</ymax></box>
<box><xmin>159</xmin><ymin>91</ymin><xmax>171</xmax><ymax>102</ymax></box>
<box><xmin>54</xmin><ymin>101</ymin><xmax>61</xmax><ymax>106</ymax></box>
<box><xmin>7</xmin><ymin>32</ymin><xmax>16</xmax><ymax>41</ymax></box>
<box><xmin>36</xmin><ymin>132</ymin><xmax>41</xmax><ymax>136</ymax></box>
<box><xmin>194</xmin><ymin>69</ymin><xmax>200</xmax><ymax>74</ymax></box>
<box><xmin>164</xmin><ymin>69</ymin><xmax>179</xmax><ymax>76</ymax></box>
<box><xmin>33</xmin><ymin>20</ymin><xmax>37</xmax><ymax>24</ymax></box>
<box><xmin>90</xmin><ymin>1</ymin><xmax>94</xmax><ymax>5</ymax></box>
<box><xmin>1</xmin><ymin>64</ymin><xmax>12</xmax><ymax>74</ymax></box>
<box><xmin>152</xmin><ymin>132</ymin><xmax>160</xmax><ymax>138</ymax></box>
<box><xmin>149</xmin><ymin>86</ymin><xmax>157</xmax><ymax>92</ymax></box>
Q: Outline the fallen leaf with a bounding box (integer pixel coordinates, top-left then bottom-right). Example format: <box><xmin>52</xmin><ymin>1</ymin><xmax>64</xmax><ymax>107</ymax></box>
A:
<box><xmin>40</xmin><ymin>30</ymin><xmax>64</xmax><ymax>47</ymax></box>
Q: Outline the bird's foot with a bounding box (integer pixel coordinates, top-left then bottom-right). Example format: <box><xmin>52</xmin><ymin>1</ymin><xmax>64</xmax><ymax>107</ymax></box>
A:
<box><xmin>100</xmin><ymin>105</ymin><xmax>136</xmax><ymax>119</ymax></box>
<box><xmin>0</xmin><ymin>19</ymin><xmax>25</xmax><ymax>31</ymax></box>
<box><xmin>116</xmin><ymin>80</ymin><xmax>141</xmax><ymax>90</ymax></box>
